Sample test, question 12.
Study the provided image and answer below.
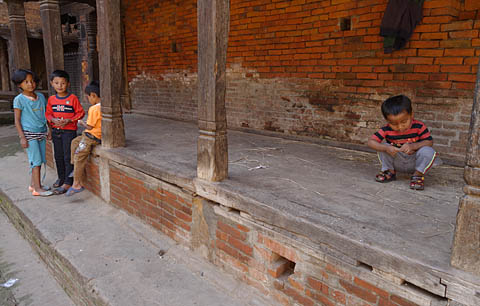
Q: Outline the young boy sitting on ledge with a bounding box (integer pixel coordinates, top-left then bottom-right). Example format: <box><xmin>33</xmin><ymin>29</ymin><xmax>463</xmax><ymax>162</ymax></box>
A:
<box><xmin>367</xmin><ymin>95</ymin><xmax>438</xmax><ymax>191</ymax></box>
<box><xmin>66</xmin><ymin>81</ymin><xmax>101</xmax><ymax>196</ymax></box>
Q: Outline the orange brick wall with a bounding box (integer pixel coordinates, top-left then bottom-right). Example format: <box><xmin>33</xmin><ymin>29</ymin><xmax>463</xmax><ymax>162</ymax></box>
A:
<box><xmin>109</xmin><ymin>165</ymin><xmax>193</xmax><ymax>244</ymax></box>
<box><xmin>213</xmin><ymin>215</ymin><xmax>430</xmax><ymax>306</ymax></box>
<box><xmin>84</xmin><ymin>160</ymin><xmax>101</xmax><ymax>198</ymax></box>
<box><xmin>123</xmin><ymin>0</ymin><xmax>480</xmax><ymax>161</ymax></box>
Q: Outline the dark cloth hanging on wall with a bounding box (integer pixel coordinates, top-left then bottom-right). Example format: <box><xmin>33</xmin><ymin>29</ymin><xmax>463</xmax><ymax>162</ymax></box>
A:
<box><xmin>380</xmin><ymin>0</ymin><xmax>424</xmax><ymax>54</ymax></box>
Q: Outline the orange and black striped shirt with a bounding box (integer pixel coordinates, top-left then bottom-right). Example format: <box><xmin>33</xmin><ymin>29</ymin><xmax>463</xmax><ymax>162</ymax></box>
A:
<box><xmin>371</xmin><ymin>119</ymin><xmax>432</xmax><ymax>147</ymax></box>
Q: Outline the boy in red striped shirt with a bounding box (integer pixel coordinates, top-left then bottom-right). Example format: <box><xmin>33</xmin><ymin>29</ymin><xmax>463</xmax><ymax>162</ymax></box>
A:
<box><xmin>45</xmin><ymin>70</ymin><xmax>85</xmax><ymax>194</ymax></box>
<box><xmin>367</xmin><ymin>95</ymin><xmax>438</xmax><ymax>190</ymax></box>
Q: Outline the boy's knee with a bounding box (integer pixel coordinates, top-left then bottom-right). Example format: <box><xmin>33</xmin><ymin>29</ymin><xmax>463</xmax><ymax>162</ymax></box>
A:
<box><xmin>417</xmin><ymin>146</ymin><xmax>435</xmax><ymax>157</ymax></box>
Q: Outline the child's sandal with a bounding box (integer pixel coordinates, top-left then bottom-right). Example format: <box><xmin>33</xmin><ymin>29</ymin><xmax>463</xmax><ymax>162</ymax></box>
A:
<box><xmin>410</xmin><ymin>175</ymin><xmax>424</xmax><ymax>190</ymax></box>
<box><xmin>375</xmin><ymin>170</ymin><xmax>396</xmax><ymax>183</ymax></box>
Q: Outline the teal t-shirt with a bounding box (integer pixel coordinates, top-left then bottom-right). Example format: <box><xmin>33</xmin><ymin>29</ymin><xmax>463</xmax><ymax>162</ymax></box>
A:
<box><xmin>13</xmin><ymin>92</ymin><xmax>47</xmax><ymax>133</ymax></box>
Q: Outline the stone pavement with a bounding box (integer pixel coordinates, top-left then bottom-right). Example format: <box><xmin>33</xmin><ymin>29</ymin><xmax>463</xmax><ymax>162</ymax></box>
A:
<box><xmin>0</xmin><ymin>125</ymin><xmax>274</xmax><ymax>306</ymax></box>
<box><xmin>0</xmin><ymin>209</ymin><xmax>75</xmax><ymax>306</ymax></box>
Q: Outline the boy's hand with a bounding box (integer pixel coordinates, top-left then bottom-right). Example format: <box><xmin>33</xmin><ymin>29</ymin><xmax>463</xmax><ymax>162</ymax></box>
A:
<box><xmin>386</xmin><ymin>145</ymin><xmax>400</xmax><ymax>157</ymax></box>
<box><xmin>47</xmin><ymin>131</ymin><xmax>52</xmax><ymax>140</ymax></box>
<box><xmin>78</xmin><ymin>120</ymin><xmax>87</xmax><ymax>128</ymax></box>
<box><xmin>51</xmin><ymin>118</ymin><xmax>62</xmax><ymax>126</ymax></box>
<box><xmin>52</xmin><ymin>118</ymin><xmax>68</xmax><ymax>127</ymax></box>
<box><xmin>20</xmin><ymin>137</ymin><xmax>28</xmax><ymax>148</ymax></box>
<box><xmin>56</xmin><ymin>118</ymin><xmax>72</xmax><ymax>127</ymax></box>
<box><xmin>399</xmin><ymin>143</ymin><xmax>415</xmax><ymax>155</ymax></box>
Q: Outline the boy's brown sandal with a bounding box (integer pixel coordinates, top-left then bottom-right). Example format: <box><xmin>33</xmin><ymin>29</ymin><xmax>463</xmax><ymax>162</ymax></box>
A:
<box><xmin>410</xmin><ymin>175</ymin><xmax>424</xmax><ymax>190</ymax></box>
<box><xmin>375</xmin><ymin>170</ymin><xmax>396</xmax><ymax>183</ymax></box>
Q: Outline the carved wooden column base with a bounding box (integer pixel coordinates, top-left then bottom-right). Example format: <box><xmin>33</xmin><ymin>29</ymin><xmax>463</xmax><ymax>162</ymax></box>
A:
<box><xmin>197</xmin><ymin>126</ymin><xmax>228</xmax><ymax>181</ymax></box>
<box><xmin>101</xmin><ymin>110</ymin><xmax>125</xmax><ymax>149</ymax></box>
<box><xmin>451</xmin><ymin>196</ymin><xmax>480</xmax><ymax>276</ymax></box>
<box><xmin>451</xmin><ymin>168</ymin><xmax>480</xmax><ymax>276</ymax></box>
<box><xmin>451</xmin><ymin>58</ymin><xmax>480</xmax><ymax>276</ymax></box>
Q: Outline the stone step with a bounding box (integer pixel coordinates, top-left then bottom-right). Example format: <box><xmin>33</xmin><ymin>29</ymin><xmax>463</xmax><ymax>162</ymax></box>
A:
<box><xmin>0</xmin><ymin>111</ymin><xmax>14</xmax><ymax>125</ymax></box>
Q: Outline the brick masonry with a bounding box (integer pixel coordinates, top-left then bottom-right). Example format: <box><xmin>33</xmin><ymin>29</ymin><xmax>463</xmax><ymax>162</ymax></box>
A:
<box><xmin>64</xmin><ymin>152</ymin><xmax>458</xmax><ymax>306</ymax></box>
<box><xmin>109</xmin><ymin>163</ymin><xmax>193</xmax><ymax>245</ymax></box>
<box><xmin>123</xmin><ymin>0</ymin><xmax>480</xmax><ymax>162</ymax></box>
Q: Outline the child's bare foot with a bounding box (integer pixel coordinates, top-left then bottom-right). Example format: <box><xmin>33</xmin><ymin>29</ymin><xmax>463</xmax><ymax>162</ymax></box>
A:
<box><xmin>66</xmin><ymin>185</ymin><xmax>85</xmax><ymax>197</ymax></box>
<box><xmin>29</xmin><ymin>185</ymin><xmax>51</xmax><ymax>192</ymax></box>
<box><xmin>32</xmin><ymin>188</ymin><xmax>53</xmax><ymax>196</ymax></box>
<box><xmin>71</xmin><ymin>183</ymin><xmax>82</xmax><ymax>190</ymax></box>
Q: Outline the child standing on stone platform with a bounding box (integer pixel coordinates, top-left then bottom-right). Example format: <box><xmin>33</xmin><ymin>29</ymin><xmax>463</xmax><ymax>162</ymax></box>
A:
<box><xmin>367</xmin><ymin>95</ymin><xmax>439</xmax><ymax>190</ymax></box>
<box><xmin>46</xmin><ymin>70</ymin><xmax>85</xmax><ymax>194</ymax></box>
<box><xmin>12</xmin><ymin>69</ymin><xmax>53</xmax><ymax>196</ymax></box>
<box><xmin>66</xmin><ymin>81</ymin><xmax>102</xmax><ymax>197</ymax></box>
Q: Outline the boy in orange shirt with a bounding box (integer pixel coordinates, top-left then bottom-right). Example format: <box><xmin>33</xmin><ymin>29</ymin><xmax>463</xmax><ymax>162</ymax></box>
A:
<box><xmin>66</xmin><ymin>81</ymin><xmax>101</xmax><ymax>196</ymax></box>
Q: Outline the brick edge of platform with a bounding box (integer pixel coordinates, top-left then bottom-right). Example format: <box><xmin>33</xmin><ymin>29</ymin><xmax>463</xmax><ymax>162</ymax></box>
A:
<box><xmin>87</xmin><ymin>152</ymin><xmax>467</xmax><ymax>306</ymax></box>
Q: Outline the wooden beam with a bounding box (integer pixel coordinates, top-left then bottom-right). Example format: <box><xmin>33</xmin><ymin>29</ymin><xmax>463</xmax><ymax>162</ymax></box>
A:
<box><xmin>197</xmin><ymin>0</ymin><xmax>230</xmax><ymax>181</ymax></box>
<box><xmin>96</xmin><ymin>0</ymin><xmax>125</xmax><ymax>148</ymax></box>
<box><xmin>451</xmin><ymin>56</ymin><xmax>480</xmax><ymax>276</ymax></box>
<box><xmin>7</xmin><ymin>0</ymin><xmax>30</xmax><ymax>70</ymax></box>
<box><xmin>39</xmin><ymin>0</ymin><xmax>64</xmax><ymax>94</ymax></box>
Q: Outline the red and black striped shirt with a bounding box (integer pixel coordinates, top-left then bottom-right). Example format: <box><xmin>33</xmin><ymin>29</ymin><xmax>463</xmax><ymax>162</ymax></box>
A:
<box><xmin>371</xmin><ymin>119</ymin><xmax>433</xmax><ymax>146</ymax></box>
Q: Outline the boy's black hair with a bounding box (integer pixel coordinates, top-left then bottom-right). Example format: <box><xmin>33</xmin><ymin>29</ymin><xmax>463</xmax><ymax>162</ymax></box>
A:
<box><xmin>85</xmin><ymin>81</ymin><xmax>100</xmax><ymax>97</ymax></box>
<box><xmin>11</xmin><ymin>69</ymin><xmax>39</xmax><ymax>86</ymax></box>
<box><xmin>381</xmin><ymin>95</ymin><xmax>412</xmax><ymax>119</ymax></box>
<box><xmin>50</xmin><ymin>69</ymin><xmax>70</xmax><ymax>82</ymax></box>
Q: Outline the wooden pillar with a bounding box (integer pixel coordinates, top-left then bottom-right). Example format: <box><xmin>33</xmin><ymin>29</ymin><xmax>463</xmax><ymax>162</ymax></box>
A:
<box><xmin>39</xmin><ymin>0</ymin><xmax>64</xmax><ymax>94</ymax></box>
<box><xmin>0</xmin><ymin>39</ymin><xmax>10</xmax><ymax>91</ymax></box>
<box><xmin>96</xmin><ymin>0</ymin><xmax>125</xmax><ymax>148</ymax></box>
<box><xmin>78</xmin><ymin>10</ymin><xmax>98</xmax><ymax>104</ymax></box>
<box><xmin>451</xmin><ymin>57</ymin><xmax>480</xmax><ymax>276</ymax></box>
<box><xmin>7</xmin><ymin>0</ymin><xmax>30</xmax><ymax>70</ymax></box>
<box><xmin>86</xmin><ymin>11</ymin><xmax>99</xmax><ymax>83</ymax></box>
<box><xmin>197</xmin><ymin>0</ymin><xmax>230</xmax><ymax>181</ymax></box>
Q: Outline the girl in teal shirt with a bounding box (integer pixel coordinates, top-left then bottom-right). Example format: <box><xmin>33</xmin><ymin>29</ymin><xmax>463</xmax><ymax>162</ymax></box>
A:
<box><xmin>13</xmin><ymin>69</ymin><xmax>53</xmax><ymax>196</ymax></box>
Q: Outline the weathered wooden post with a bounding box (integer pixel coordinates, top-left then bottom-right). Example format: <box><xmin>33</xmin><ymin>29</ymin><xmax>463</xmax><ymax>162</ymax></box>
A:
<box><xmin>197</xmin><ymin>0</ymin><xmax>230</xmax><ymax>181</ymax></box>
<box><xmin>451</xmin><ymin>57</ymin><xmax>480</xmax><ymax>276</ymax></box>
<box><xmin>96</xmin><ymin>0</ymin><xmax>125</xmax><ymax>148</ymax></box>
<box><xmin>6</xmin><ymin>0</ymin><xmax>30</xmax><ymax>70</ymax></box>
<box><xmin>0</xmin><ymin>39</ymin><xmax>10</xmax><ymax>91</ymax></box>
<box><xmin>85</xmin><ymin>11</ymin><xmax>99</xmax><ymax>84</ymax></box>
<box><xmin>39</xmin><ymin>0</ymin><xmax>64</xmax><ymax>94</ymax></box>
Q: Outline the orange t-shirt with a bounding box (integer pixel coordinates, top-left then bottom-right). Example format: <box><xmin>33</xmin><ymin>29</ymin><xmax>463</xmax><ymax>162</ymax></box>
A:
<box><xmin>86</xmin><ymin>103</ymin><xmax>101</xmax><ymax>139</ymax></box>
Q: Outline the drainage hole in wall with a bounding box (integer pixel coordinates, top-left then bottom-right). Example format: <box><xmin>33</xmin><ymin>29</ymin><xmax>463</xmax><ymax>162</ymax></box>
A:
<box><xmin>340</xmin><ymin>17</ymin><xmax>351</xmax><ymax>31</ymax></box>
<box><xmin>271</xmin><ymin>254</ymin><xmax>296</xmax><ymax>278</ymax></box>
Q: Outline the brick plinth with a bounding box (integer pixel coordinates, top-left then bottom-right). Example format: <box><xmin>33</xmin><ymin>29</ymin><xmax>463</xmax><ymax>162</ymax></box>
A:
<box><xmin>72</xmin><ymin>154</ymin><xmax>459</xmax><ymax>306</ymax></box>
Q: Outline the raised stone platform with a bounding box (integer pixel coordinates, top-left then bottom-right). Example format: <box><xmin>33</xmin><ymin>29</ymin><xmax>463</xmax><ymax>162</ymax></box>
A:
<box><xmin>96</xmin><ymin>113</ymin><xmax>479</xmax><ymax>305</ymax></box>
